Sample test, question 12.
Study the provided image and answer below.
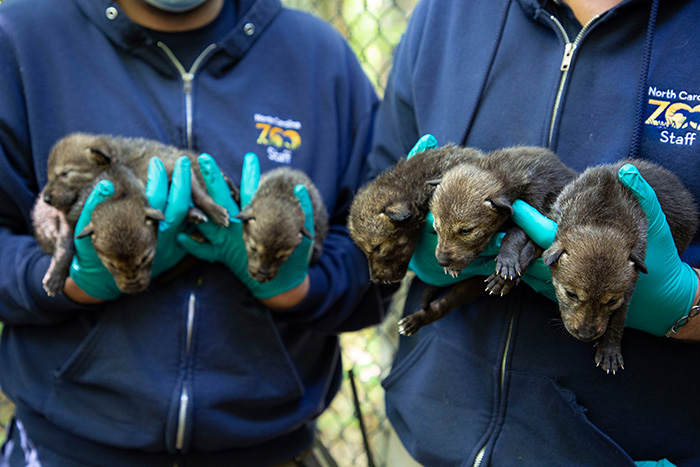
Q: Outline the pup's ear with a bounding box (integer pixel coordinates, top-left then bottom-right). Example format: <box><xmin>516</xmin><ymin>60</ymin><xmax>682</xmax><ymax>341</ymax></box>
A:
<box><xmin>486</xmin><ymin>195</ymin><xmax>513</xmax><ymax>215</ymax></box>
<box><xmin>88</xmin><ymin>147</ymin><xmax>111</xmax><ymax>166</ymax></box>
<box><xmin>76</xmin><ymin>223</ymin><xmax>95</xmax><ymax>239</ymax></box>
<box><xmin>383</xmin><ymin>201</ymin><xmax>412</xmax><ymax>222</ymax></box>
<box><xmin>235</xmin><ymin>208</ymin><xmax>255</xmax><ymax>222</ymax></box>
<box><xmin>426</xmin><ymin>179</ymin><xmax>442</xmax><ymax>186</ymax></box>
<box><xmin>629</xmin><ymin>252</ymin><xmax>648</xmax><ymax>274</ymax></box>
<box><xmin>542</xmin><ymin>245</ymin><xmax>566</xmax><ymax>266</ymax></box>
<box><xmin>145</xmin><ymin>207</ymin><xmax>165</xmax><ymax>222</ymax></box>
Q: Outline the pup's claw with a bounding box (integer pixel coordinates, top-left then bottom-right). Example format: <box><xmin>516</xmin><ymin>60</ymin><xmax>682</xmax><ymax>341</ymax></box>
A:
<box><xmin>398</xmin><ymin>313</ymin><xmax>424</xmax><ymax>337</ymax></box>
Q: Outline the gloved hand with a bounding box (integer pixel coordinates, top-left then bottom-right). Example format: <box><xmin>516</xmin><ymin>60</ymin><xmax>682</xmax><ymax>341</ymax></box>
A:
<box><xmin>406</xmin><ymin>134</ymin><xmax>555</xmax><ymax>299</ymax></box>
<box><xmin>146</xmin><ymin>156</ymin><xmax>191</xmax><ymax>277</ymax></box>
<box><xmin>69</xmin><ymin>157</ymin><xmax>192</xmax><ymax>300</ymax></box>
<box><xmin>177</xmin><ymin>153</ymin><xmax>315</xmax><ymax>300</ymax></box>
<box><xmin>69</xmin><ymin>180</ymin><xmax>121</xmax><ymax>300</ymax></box>
<box><xmin>511</xmin><ymin>164</ymin><xmax>699</xmax><ymax>336</ymax></box>
<box><xmin>619</xmin><ymin>164</ymin><xmax>697</xmax><ymax>336</ymax></box>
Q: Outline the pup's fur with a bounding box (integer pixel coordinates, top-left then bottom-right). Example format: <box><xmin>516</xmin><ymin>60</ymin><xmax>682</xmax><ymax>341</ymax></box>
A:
<box><xmin>348</xmin><ymin>144</ymin><xmax>483</xmax><ymax>284</ymax></box>
<box><xmin>236</xmin><ymin>167</ymin><xmax>328</xmax><ymax>283</ymax></box>
<box><xmin>543</xmin><ymin>159</ymin><xmax>698</xmax><ymax>373</ymax></box>
<box><xmin>430</xmin><ymin>146</ymin><xmax>576</xmax><ymax>292</ymax></box>
<box><xmin>348</xmin><ymin>144</ymin><xmax>488</xmax><ymax>337</ymax></box>
<box><xmin>398</xmin><ymin>146</ymin><xmax>576</xmax><ymax>336</ymax></box>
<box><xmin>42</xmin><ymin>133</ymin><xmax>228</xmax><ymax>225</ymax></box>
<box><xmin>34</xmin><ymin>133</ymin><xmax>230</xmax><ymax>296</ymax></box>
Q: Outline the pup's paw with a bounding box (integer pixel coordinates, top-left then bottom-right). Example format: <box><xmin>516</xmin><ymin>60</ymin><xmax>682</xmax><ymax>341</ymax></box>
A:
<box><xmin>594</xmin><ymin>344</ymin><xmax>624</xmax><ymax>375</ymax></box>
<box><xmin>42</xmin><ymin>271</ymin><xmax>66</xmax><ymax>297</ymax></box>
<box><xmin>485</xmin><ymin>273</ymin><xmax>519</xmax><ymax>296</ymax></box>
<box><xmin>185</xmin><ymin>207</ymin><xmax>208</xmax><ymax>224</ymax></box>
<box><xmin>443</xmin><ymin>267</ymin><xmax>461</xmax><ymax>279</ymax></box>
<box><xmin>495</xmin><ymin>253</ymin><xmax>522</xmax><ymax>281</ymax></box>
<box><xmin>398</xmin><ymin>311</ymin><xmax>426</xmax><ymax>337</ymax></box>
<box><xmin>207</xmin><ymin>204</ymin><xmax>230</xmax><ymax>227</ymax></box>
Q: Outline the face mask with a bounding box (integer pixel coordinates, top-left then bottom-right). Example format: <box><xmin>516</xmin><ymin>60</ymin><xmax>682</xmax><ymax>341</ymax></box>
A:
<box><xmin>142</xmin><ymin>0</ymin><xmax>208</xmax><ymax>12</ymax></box>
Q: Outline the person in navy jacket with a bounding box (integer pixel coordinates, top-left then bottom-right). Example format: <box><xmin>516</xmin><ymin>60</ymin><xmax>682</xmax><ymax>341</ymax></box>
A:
<box><xmin>371</xmin><ymin>0</ymin><xmax>700</xmax><ymax>465</ymax></box>
<box><xmin>0</xmin><ymin>0</ymin><xmax>385</xmax><ymax>465</ymax></box>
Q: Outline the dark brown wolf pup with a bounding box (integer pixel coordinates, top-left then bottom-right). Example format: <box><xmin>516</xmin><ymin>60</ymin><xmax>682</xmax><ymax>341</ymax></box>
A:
<box><xmin>543</xmin><ymin>159</ymin><xmax>697</xmax><ymax>374</ymax></box>
<box><xmin>235</xmin><ymin>167</ymin><xmax>329</xmax><ymax>283</ymax></box>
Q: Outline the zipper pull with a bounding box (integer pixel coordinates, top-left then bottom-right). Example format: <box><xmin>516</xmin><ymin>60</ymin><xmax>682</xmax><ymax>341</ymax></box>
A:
<box><xmin>183</xmin><ymin>72</ymin><xmax>194</xmax><ymax>93</ymax></box>
<box><xmin>560</xmin><ymin>42</ymin><xmax>576</xmax><ymax>71</ymax></box>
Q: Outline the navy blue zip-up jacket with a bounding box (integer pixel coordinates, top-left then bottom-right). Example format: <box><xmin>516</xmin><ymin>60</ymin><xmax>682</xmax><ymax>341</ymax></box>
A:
<box><xmin>372</xmin><ymin>0</ymin><xmax>700</xmax><ymax>465</ymax></box>
<box><xmin>0</xmin><ymin>0</ymin><xmax>383</xmax><ymax>464</ymax></box>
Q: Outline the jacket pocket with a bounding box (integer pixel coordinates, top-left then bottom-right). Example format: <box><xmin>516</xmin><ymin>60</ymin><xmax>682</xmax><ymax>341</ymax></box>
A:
<box><xmin>51</xmin><ymin>313</ymin><xmax>110</xmax><ymax>381</ymax></box>
<box><xmin>44</xmin><ymin>291</ymin><xmax>186</xmax><ymax>450</ymax></box>
<box><xmin>382</xmin><ymin>329</ymin><xmax>636</xmax><ymax>467</ymax></box>
<box><xmin>490</xmin><ymin>372</ymin><xmax>636</xmax><ymax>466</ymax></box>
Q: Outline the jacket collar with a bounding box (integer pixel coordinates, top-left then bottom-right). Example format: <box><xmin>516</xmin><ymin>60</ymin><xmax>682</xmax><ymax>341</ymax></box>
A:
<box><xmin>71</xmin><ymin>0</ymin><xmax>282</xmax><ymax>77</ymax></box>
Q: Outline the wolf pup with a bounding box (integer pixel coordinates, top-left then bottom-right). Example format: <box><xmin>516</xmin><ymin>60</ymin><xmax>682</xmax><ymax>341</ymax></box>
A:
<box><xmin>235</xmin><ymin>167</ymin><xmax>329</xmax><ymax>283</ymax></box>
<box><xmin>348</xmin><ymin>144</ymin><xmax>483</xmax><ymax>284</ymax></box>
<box><xmin>42</xmin><ymin>133</ymin><xmax>229</xmax><ymax>225</ymax></box>
<box><xmin>34</xmin><ymin>162</ymin><xmax>165</xmax><ymax>295</ymax></box>
<box><xmin>34</xmin><ymin>133</ymin><xmax>231</xmax><ymax>296</ymax></box>
<box><xmin>543</xmin><ymin>159</ymin><xmax>698</xmax><ymax>374</ymax></box>
<box><xmin>74</xmin><ymin>167</ymin><xmax>165</xmax><ymax>294</ymax></box>
<box><xmin>430</xmin><ymin>146</ymin><xmax>576</xmax><ymax>294</ymax></box>
<box><xmin>348</xmin><ymin>144</ymin><xmax>490</xmax><ymax>337</ymax></box>
<box><xmin>397</xmin><ymin>146</ymin><xmax>576</xmax><ymax>336</ymax></box>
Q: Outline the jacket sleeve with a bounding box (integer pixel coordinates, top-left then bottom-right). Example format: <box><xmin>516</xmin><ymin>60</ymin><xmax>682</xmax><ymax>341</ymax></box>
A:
<box><xmin>272</xmin><ymin>38</ymin><xmax>398</xmax><ymax>334</ymax></box>
<box><xmin>0</xmin><ymin>26</ymin><xmax>95</xmax><ymax>325</ymax></box>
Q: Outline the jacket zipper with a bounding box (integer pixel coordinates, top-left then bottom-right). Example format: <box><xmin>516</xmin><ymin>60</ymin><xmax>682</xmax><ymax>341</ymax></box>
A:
<box><xmin>156</xmin><ymin>42</ymin><xmax>218</xmax><ymax>150</ymax></box>
<box><xmin>547</xmin><ymin>14</ymin><xmax>601</xmax><ymax>147</ymax></box>
<box><xmin>471</xmin><ymin>311</ymin><xmax>516</xmax><ymax>467</ymax></box>
<box><xmin>472</xmin><ymin>13</ymin><xmax>603</xmax><ymax>467</ymax></box>
<box><xmin>156</xmin><ymin>42</ymin><xmax>216</xmax><ymax>455</ymax></box>
<box><xmin>174</xmin><ymin>292</ymin><xmax>197</xmax><ymax>453</ymax></box>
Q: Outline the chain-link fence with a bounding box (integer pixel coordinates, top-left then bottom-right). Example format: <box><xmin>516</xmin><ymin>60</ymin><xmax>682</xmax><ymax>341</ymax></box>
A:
<box><xmin>0</xmin><ymin>1</ymin><xmax>419</xmax><ymax>465</ymax></box>
<box><xmin>284</xmin><ymin>0</ymin><xmax>416</xmax><ymax>97</ymax></box>
<box><xmin>280</xmin><ymin>2</ymin><xmax>418</xmax><ymax>465</ymax></box>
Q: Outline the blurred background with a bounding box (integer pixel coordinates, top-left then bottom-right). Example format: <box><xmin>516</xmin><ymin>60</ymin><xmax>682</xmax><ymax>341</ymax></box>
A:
<box><xmin>0</xmin><ymin>0</ymin><xmax>421</xmax><ymax>465</ymax></box>
<box><xmin>278</xmin><ymin>5</ymin><xmax>420</xmax><ymax>465</ymax></box>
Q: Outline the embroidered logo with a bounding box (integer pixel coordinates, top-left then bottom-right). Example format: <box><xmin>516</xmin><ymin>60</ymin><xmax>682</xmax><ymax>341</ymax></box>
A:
<box><xmin>645</xmin><ymin>86</ymin><xmax>700</xmax><ymax>146</ymax></box>
<box><xmin>254</xmin><ymin>113</ymin><xmax>302</xmax><ymax>164</ymax></box>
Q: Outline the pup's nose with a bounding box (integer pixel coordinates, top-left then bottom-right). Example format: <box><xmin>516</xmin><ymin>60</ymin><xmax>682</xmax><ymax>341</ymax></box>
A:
<box><xmin>436</xmin><ymin>252</ymin><xmax>451</xmax><ymax>267</ymax></box>
<box><xmin>574</xmin><ymin>327</ymin><xmax>598</xmax><ymax>342</ymax></box>
<box><xmin>257</xmin><ymin>266</ymin><xmax>270</xmax><ymax>275</ymax></box>
<box><xmin>43</xmin><ymin>193</ymin><xmax>52</xmax><ymax>205</ymax></box>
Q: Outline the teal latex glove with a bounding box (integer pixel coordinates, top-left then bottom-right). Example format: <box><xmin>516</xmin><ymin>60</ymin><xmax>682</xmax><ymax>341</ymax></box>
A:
<box><xmin>635</xmin><ymin>460</ymin><xmax>677</xmax><ymax>467</ymax></box>
<box><xmin>147</xmin><ymin>156</ymin><xmax>190</xmax><ymax>277</ymax></box>
<box><xmin>511</xmin><ymin>199</ymin><xmax>558</xmax><ymax>249</ymax></box>
<box><xmin>69</xmin><ymin>180</ymin><xmax>121</xmax><ymax>300</ymax></box>
<box><xmin>508</xmin><ymin>199</ymin><xmax>559</xmax><ymax>301</ymax></box>
<box><xmin>407</xmin><ymin>133</ymin><xmax>438</xmax><ymax>157</ymax></box>
<box><xmin>511</xmin><ymin>165</ymin><xmax>699</xmax><ymax>336</ymax></box>
<box><xmin>177</xmin><ymin>153</ymin><xmax>314</xmax><ymax>300</ymax></box>
<box><xmin>619</xmin><ymin>164</ymin><xmax>697</xmax><ymax>336</ymax></box>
